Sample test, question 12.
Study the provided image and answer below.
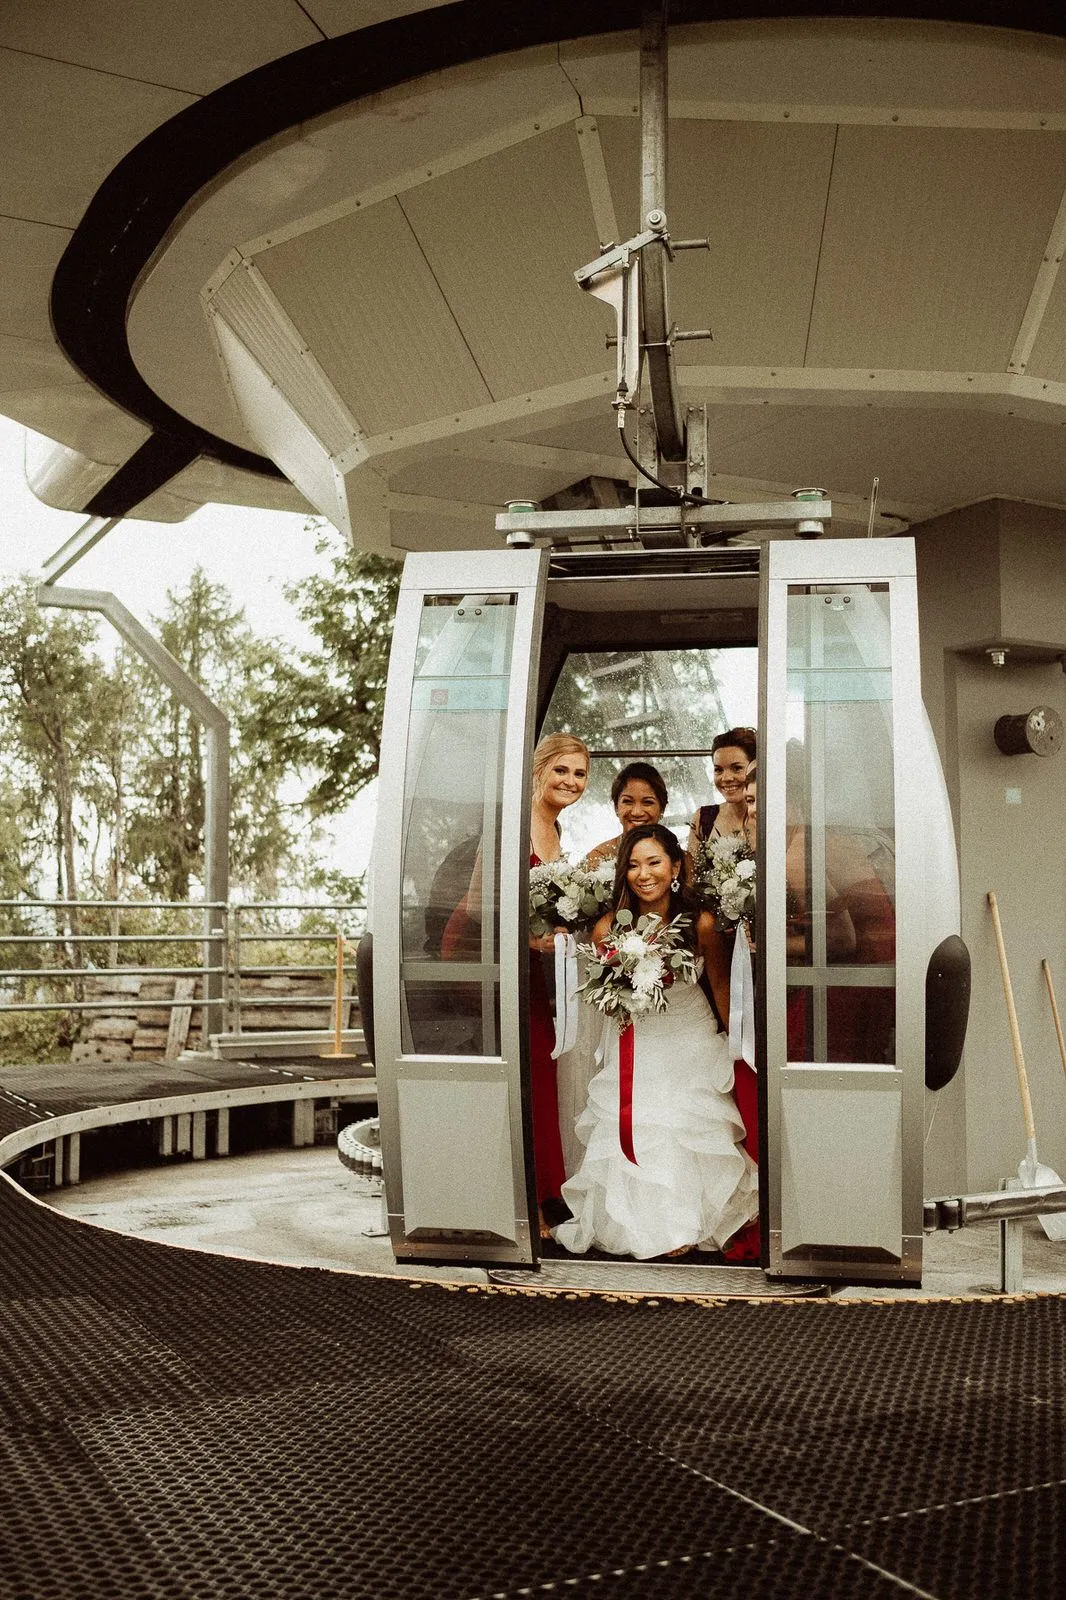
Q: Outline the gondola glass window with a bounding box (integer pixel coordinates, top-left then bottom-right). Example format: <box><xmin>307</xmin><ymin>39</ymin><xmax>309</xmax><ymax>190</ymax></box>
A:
<box><xmin>784</xmin><ymin>585</ymin><xmax>896</xmax><ymax>1066</ymax></box>
<box><xmin>543</xmin><ymin>646</ymin><xmax>757</xmax><ymax>858</ymax></box>
<box><xmin>399</xmin><ymin>593</ymin><xmax>516</xmax><ymax>1058</ymax></box>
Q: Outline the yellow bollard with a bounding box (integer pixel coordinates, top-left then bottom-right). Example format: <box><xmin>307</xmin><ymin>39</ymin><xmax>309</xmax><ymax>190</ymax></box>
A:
<box><xmin>320</xmin><ymin>931</ymin><xmax>357</xmax><ymax>1059</ymax></box>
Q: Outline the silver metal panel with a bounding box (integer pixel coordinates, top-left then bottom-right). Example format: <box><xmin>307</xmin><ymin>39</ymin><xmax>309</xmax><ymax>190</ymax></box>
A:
<box><xmin>398</xmin><ymin>1077</ymin><xmax>515</xmax><ymax>1240</ymax></box>
<box><xmin>760</xmin><ymin>538</ymin><xmax>925</xmax><ymax>1284</ymax></box>
<box><xmin>780</xmin><ymin>1066</ymin><xmax>903</xmax><ymax>1258</ymax></box>
<box><xmin>374</xmin><ymin>548</ymin><xmax>547</xmax><ymax>1264</ymax></box>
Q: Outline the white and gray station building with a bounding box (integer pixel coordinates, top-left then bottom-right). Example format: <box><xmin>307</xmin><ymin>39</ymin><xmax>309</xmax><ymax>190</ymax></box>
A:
<box><xmin>4</xmin><ymin>1</ymin><xmax>1066</xmax><ymax>1285</ymax></box>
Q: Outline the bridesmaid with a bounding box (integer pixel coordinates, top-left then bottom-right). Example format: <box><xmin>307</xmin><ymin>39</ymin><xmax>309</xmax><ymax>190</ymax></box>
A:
<box><xmin>584</xmin><ymin>761</ymin><xmax>668</xmax><ymax>870</ymax></box>
<box><xmin>687</xmin><ymin>726</ymin><xmax>758</xmax><ymax>874</ymax></box>
<box><xmin>528</xmin><ymin>733</ymin><xmax>590</xmax><ymax>1232</ymax></box>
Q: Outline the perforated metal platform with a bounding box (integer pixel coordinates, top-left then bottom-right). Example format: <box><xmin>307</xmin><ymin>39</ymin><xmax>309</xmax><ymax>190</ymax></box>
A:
<box><xmin>1</xmin><ymin>1168</ymin><xmax>1064</xmax><ymax>1600</ymax></box>
<box><xmin>489</xmin><ymin>1261</ymin><xmax>826</xmax><ymax>1297</ymax></box>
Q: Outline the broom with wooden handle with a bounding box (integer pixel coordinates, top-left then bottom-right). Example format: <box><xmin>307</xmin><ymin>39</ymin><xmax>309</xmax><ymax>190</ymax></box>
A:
<box><xmin>987</xmin><ymin>893</ymin><xmax>1066</xmax><ymax>1240</ymax></box>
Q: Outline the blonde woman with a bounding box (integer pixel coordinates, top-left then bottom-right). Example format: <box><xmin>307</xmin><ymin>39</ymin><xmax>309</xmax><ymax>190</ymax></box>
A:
<box><xmin>441</xmin><ymin>732</ymin><xmax>588</xmax><ymax>1231</ymax></box>
<box><xmin>528</xmin><ymin>733</ymin><xmax>589</xmax><ymax>1227</ymax></box>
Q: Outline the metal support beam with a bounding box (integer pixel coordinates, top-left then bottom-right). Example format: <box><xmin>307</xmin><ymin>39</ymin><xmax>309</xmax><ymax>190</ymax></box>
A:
<box><xmin>924</xmin><ymin>1183</ymin><xmax>1066</xmax><ymax>1231</ymax></box>
<box><xmin>639</xmin><ymin>1</ymin><xmax>685</xmax><ymax>462</ymax></box>
<box><xmin>37</xmin><ymin>585</ymin><xmax>230</xmax><ymax>1037</ymax></box>
<box><xmin>41</xmin><ymin>516</ymin><xmax>121</xmax><ymax>584</ymax></box>
<box><xmin>293</xmin><ymin>1099</ymin><xmax>317</xmax><ymax>1147</ymax></box>
<box><xmin>999</xmin><ymin>1214</ymin><xmax>1025</xmax><ymax>1293</ymax></box>
<box><xmin>191</xmin><ymin>1110</ymin><xmax>207</xmax><ymax>1161</ymax></box>
<box><xmin>497</xmin><ymin>497</ymin><xmax>832</xmax><ymax>544</ymax></box>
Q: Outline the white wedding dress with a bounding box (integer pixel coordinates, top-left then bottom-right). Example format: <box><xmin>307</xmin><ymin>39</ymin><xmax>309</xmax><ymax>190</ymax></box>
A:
<box><xmin>555</xmin><ymin>970</ymin><xmax>759</xmax><ymax>1261</ymax></box>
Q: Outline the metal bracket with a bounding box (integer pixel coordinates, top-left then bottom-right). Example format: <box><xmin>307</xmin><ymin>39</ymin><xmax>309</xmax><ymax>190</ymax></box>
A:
<box><xmin>497</xmin><ymin>497</ymin><xmax>832</xmax><ymax>547</ymax></box>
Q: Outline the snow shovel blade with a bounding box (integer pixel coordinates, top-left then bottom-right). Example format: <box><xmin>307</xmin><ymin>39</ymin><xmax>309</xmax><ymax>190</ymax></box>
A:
<box><xmin>1017</xmin><ymin>1148</ymin><xmax>1066</xmax><ymax>1241</ymax></box>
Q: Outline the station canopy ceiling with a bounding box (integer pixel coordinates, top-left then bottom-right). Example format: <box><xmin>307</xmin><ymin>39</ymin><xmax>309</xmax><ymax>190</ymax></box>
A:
<box><xmin>6</xmin><ymin>2</ymin><xmax>1066</xmax><ymax>549</ymax></box>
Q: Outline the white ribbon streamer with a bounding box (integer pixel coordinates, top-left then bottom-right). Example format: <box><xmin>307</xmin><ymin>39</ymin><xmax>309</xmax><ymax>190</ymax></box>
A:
<box><xmin>728</xmin><ymin>921</ymin><xmax>756</xmax><ymax>1067</ymax></box>
<box><xmin>551</xmin><ymin>931</ymin><xmax>581</xmax><ymax>1059</ymax></box>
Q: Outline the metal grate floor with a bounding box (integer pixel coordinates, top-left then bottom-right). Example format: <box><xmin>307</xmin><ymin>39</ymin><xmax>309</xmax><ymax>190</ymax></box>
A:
<box><xmin>1</xmin><ymin>1172</ymin><xmax>1064</xmax><ymax>1599</ymax></box>
<box><xmin>489</xmin><ymin>1261</ymin><xmax>826</xmax><ymax>1297</ymax></box>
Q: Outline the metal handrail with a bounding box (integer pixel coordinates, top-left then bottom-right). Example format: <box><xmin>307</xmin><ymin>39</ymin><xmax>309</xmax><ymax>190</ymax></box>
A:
<box><xmin>230</xmin><ymin>901</ymin><xmax>360</xmax><ymax>911</ymax></box>
<box><xmin>0</xmin><ymin>898</ymin><xmax>226</xmax><ymax>910</ymax></box>
<box><xmin>0</xmin><ymin>933</ymin><xmax>223</xmax><ymax>945</ymax></box>
<box><xmin>0</xmin><ymin>896</ymin><xmax>363</xmax><ymax>1045</ymax></box>
<box><xmin>0</xmin><ymin>998</ymin><xmax>218</xmax><ymax>1014</ymax></box>
<box><xmin>0</xmin><ymin>965</ymin><xmax>223</xmax><ymax>980</ymax></box>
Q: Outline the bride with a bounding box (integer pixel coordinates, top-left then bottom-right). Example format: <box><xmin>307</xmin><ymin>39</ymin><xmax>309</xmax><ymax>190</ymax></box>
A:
<box><xmin>555</xmin><ymin>824</ymin><xmax>759</xmax><ymax>1261</ymax></box>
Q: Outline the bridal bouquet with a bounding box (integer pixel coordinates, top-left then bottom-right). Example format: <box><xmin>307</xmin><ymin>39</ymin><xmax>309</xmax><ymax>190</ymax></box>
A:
<box><xmin>693</xmin><ymin>833</ymin><xmax>756</xmax><ymax>926</ymax></box>
<box><xmin>578</xmin><ymin>910</ymin><xmax>698</xmax><ymax>1029</ymax></box>
<box><xmin>529</xmin><ymin>858</ymin><xmax>615</xmax><ymax>939</ymax></box>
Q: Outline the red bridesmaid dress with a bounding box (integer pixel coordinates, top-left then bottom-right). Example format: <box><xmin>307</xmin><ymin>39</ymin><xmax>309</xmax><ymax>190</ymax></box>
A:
<box><xmin>528</xmin><ymin>852</ymin><xmax>568</xmax><ymax>1209</ymax></box>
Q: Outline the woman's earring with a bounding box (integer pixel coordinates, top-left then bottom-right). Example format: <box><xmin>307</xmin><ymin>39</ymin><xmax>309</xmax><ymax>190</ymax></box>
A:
<box><xmin>670</xmin><ymin>875</ymin><xmax>680</xmax><ymax>892</ymax></box>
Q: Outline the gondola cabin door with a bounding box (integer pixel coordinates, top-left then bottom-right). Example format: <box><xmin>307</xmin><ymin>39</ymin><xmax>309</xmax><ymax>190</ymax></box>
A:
<box><xmin>372</xmin><ymin>536</ymin><xmax>957</xmax><ymax>1280</ymax></box>
<box><xmin>760</xmin><ymin>539</ymin><xmax>947</xmax><ymax>1285</ymax></box>
<box><xmin>373</xmin><ymin>549</ymin><xmax>548</xmax><ymax>1264</ymax></box>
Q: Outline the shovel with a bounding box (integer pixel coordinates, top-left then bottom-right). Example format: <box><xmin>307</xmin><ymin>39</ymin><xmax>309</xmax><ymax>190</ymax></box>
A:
<box><xmin>987</xmin><ymin>893</ymin><xmax>1066</xmax><ymax>1241</ymax></box>
<box><xmin>1041</xmin><ymin>959</ymin><xmax>1066</xmax><ymax>1090</ymax></box>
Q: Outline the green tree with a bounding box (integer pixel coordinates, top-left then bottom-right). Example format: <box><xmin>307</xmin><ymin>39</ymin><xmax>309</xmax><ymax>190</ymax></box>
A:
<box><xmin>0</xmin><ymin>577</ymin><xmax>112</xmax><ymax>932</ymax></box>
<box><xmin>253</xmin><ymin>521</ymin><xmax>400</xmax><ymax>816</ymax></box>
<box><xmin>124</xmin><ymin>567</ymin><xmax>307</xmax><ymax>899</ymax></box>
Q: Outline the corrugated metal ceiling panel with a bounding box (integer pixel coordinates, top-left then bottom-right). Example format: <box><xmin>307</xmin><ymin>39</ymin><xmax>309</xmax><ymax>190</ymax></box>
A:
<box><xmin>703</xmin><ymin>401</ymin><xmax>1066</xmax><ymax>508</ymax></box>
<box><xmin>598</xmin><ymin>115</ymin><xmax>835</xmax><ymax>368</ymax></box>
<box><xmin>399</xmin><ymin>123</ymin><xmax>605</xmax><ymax>400</ymax></box>
<box><xmin>1020</xmin><ymin>270</ymin><xmax>1066</xmax><ymax>384</ymax></box>
<box><xmin>806</xmin><ymin>127</ymin><xmax>1066</xmax><ymax>371</ymax></box>
<box><xmin>211</xmin><ymin>315</ymin><xmax>349</xmax><ymax>533</ymax></box>
<box><xmin>0</xmin><ymin>49</ymin><xmax>194</xmax><ymax>229</ymax></box>
<box><xmin>255</xmin><ymin>197</ymin><xmax>493</xmax><ymax>434</ymax></box>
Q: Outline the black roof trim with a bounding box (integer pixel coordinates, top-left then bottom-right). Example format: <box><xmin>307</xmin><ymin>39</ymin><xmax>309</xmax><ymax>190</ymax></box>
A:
<box><xmin>83</xmin><ymin>432</ymin><xmax>200</xmax><ymax>518</ymax></box>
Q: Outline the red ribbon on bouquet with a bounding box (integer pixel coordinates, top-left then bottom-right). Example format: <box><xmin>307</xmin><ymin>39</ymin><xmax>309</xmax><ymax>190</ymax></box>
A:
<box><xmin>619</xmin><ymin>1022</ymin><xmax>638</xmax><ymax>1165</ymax></box>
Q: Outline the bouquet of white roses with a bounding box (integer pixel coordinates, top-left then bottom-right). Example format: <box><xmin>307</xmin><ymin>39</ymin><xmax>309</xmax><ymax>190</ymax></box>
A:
<box><xmin>693</xmin><ymin>832</ymin><xmax>756</xmax><ymax>926</ymax></box>
<box><xmin>577</xmin><ymin>909</ymin><xmax>698</xmax><ymax>1030</ymax></box>
<box><xmin>529</xmin><ymin>858</ymin><xmax>615</xmax><ymax>939</ymax></box>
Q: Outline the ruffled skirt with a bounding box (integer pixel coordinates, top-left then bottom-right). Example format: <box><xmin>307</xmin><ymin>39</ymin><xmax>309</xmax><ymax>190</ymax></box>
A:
<box><xmin>555</xmin><ymin>980</ymin><xmax>758</xmax><ymax>1260</ymax></box>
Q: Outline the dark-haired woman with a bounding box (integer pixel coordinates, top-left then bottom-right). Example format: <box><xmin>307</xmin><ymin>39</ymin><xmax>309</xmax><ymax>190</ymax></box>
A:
<box><xmin>687</xmin><ymin>726</ymin><xmax>757</xmax><ymax>877</ymax></box>
<box><xmin>559</xmin><ymin>761</ymin><xmax>669</xmax><ymax>1174</ymax></box>
<box><xmin>584</xmin><ymin>761</ymin><xmax>668</xmax><ymax>870</ymax></box>
<box><xmin>555</xmin><ymin>824</ymin><xmax>758</xmax><ymax>1261</ymax></box>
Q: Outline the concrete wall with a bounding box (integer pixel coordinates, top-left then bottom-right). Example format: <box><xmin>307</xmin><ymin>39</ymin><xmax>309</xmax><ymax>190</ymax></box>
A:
<box><xmin>916</xmin><ymin>499</ymin><xmax>1066</xmax><ymax>1194</ymax></box>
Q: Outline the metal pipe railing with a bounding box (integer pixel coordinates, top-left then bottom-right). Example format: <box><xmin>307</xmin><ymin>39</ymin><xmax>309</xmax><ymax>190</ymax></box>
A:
<box><xmin>0</xmin><ymin>899</ymin><xmax>227</xmax><ymax>910</ymax></box>
<box><xmin>0</xmin><ymin>897</ymin><xmax>363</xmax><ymax>1043</ymax></box>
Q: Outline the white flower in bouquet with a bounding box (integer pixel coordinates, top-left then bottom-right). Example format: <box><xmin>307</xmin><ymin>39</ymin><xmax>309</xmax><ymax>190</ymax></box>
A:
<box><xmin>631</xmin><ymin>954</ymin><xmax>665</xmax><ymax>993</ymax></box>
<box><xmin>530</xmin><ymin>859</ymin><xmax>614</xmax><ymax>938</ymax></box>
<box><xmin>693</xmin><ymin>832</ymin><xmax>756</xmax><ymax>926</ymax></box>
<box><xmin>577</xmin><ymin>910</ymin><xmax>698</xmax><ymax>1030</ymax></box>
<box><xmin>719</xmin><ymin>878</ymin><xmax>749</xmax><ymax>922</ymax></box>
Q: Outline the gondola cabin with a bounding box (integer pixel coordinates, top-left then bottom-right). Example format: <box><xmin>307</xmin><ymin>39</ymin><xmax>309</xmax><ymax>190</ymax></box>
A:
<box><xmin>367</xmin><ymin>531</ymin><xmax>968</xmax><ymax>1287</ymax></box>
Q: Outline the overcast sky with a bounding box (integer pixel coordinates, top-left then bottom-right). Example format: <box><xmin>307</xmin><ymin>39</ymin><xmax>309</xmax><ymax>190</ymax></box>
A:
<box><xmin>0</xmin><ymin>417</ymin><xmax>329</xmax><ymax>642</ymax></box>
